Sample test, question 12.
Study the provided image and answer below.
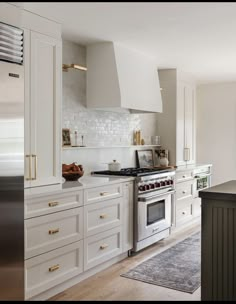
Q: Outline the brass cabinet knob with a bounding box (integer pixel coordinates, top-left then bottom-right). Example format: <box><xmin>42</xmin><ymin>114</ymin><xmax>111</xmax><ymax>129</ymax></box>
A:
<box><xmin>100</xmin><ymin>214</ymin><xmax>108</xmax><ymax>219</ymax></box>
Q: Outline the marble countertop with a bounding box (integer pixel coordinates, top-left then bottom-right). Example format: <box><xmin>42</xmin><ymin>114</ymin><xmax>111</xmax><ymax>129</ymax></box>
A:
<box><xmin>25</xmin><ymin>175</ymin><xmax>135</xmax><ymax>199</ymax></box>
<box><xmin>176</xmin><ymin>163</ymin><xmax>212</xmax><ymax>172</ymax></box>
<box><xmin>199</xmin><ymin>180</ymin><xmax>236</xmax><ymax>201</ymax></box>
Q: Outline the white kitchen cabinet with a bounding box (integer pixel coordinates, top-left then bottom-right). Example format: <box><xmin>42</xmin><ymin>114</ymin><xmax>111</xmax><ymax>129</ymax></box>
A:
<box><xmin>24</xmin><ymin>29</ymin><xmax>62</xmax><ymax>188</ymax></box>
<box><xmin>122</xmin><ymin>181</ymin><xmax>134</xmax><ymax>253</ymax></box>
<box><xmin>157</xmin><ymin>69</ymin><xmax>196</xmax><ymax>166</ymax></box>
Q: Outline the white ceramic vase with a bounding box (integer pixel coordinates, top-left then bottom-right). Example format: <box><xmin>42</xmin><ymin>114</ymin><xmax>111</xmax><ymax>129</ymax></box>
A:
<box><xmin>159</xmin><ymin>157</ymin><xmax>169</xmax><ymax>167</ymax></box>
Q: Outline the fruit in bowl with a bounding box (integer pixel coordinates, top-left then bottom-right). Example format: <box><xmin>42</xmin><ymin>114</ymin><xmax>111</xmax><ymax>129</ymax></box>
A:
<box><xmin>62</xmin><ymin>162</ymin><xmax>84</xmax><ymax>181</ymax></box>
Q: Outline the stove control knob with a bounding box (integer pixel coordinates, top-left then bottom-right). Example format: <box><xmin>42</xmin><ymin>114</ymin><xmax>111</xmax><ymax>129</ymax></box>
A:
<box><xmin>160</xmin><ymin>181</ymin><xmax>165</xmax><ymax>187</ymax></box>
<box><xmin>151</xmin><ymin>183</ymin><xmax>155</xmax><ymax>189</ymax></box>
<box><xmin>145</xmin><ymin>184</ymin><xmax>150</xmax><ymax>190</ymax></box>
<box><xmin>170</xmin><ymin>179</ymin><xmax>174</xmax><ymax>185</ymax></box>
<box><xmin>139</xmin><ymin>185</ymin><xmax>144</xmax><ymax>191</ymax></box>
<box><xmin>166</xmin><ymin>180</ymin><xmax>170</xmax><ymax>185</ymax></box>
<box><xmin>155</xmin><ymin>182</ymin><xmax>160</xmax><ymax>188</ymax></box>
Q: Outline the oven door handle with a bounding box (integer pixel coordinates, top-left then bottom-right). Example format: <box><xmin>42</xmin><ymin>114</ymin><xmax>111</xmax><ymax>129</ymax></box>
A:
<box><xmin>138</xmin><ymin>190</ymin><xmax>176</xmax><ymax>202</ymax></box>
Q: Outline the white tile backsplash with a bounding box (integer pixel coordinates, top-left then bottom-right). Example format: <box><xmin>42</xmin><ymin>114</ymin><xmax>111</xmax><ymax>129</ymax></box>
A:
<box><xmin>62</xmin><ymin>40</ymin><xmax>159</xmax><ymax>174</ymax></box>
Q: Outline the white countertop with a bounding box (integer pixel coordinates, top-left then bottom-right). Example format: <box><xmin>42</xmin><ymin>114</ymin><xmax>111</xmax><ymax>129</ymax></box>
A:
<box><xmin>176</xmin><ymin>163</ymin><xmax>212</xmax><ymax>172</ymax></box>
<box><xmin>25</xmin><ymin>175</ymin><xmax>135</xmax><ymax>199</ymax></box>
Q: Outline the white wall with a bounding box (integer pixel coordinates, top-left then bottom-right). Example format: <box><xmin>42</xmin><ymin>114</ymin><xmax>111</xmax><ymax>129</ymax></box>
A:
<box><xmin>197</xmin><ymin>82</ymin><xmax>236</xmax><ymax>186</ymax></box>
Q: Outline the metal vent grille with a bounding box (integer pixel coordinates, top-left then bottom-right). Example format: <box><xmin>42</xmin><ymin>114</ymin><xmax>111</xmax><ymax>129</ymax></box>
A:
<box><xmin>0</xmin><ymin>22</ymin><xmax>23</xmax><ymax>65</ymax></box>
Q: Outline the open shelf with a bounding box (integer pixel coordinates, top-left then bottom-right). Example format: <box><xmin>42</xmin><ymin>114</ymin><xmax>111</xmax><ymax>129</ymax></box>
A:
<box><xmin>62</xmin><ymin>145</ymin><xmax>161</xmax><ymax>150</ymax></box>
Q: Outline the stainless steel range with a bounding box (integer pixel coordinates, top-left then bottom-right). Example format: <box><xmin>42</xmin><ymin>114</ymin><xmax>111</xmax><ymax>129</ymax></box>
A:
<box><xmin>93</xmin><ymin>167</ymin><xmax>176</xmax><ymax>254</ymax></box>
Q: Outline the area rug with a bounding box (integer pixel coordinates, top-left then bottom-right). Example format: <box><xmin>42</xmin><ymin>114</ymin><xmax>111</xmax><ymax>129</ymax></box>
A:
<box><xmin>121</xmin><ymin>231</ymin><xmax>201</xmax><ymax>294</ymax></box>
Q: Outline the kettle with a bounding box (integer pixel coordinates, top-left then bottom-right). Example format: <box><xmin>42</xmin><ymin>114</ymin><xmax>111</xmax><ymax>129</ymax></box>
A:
<box><xmin>108</xmin><ymin>160</ymin><xmax>121</xmax><ymax>171</ymax></box>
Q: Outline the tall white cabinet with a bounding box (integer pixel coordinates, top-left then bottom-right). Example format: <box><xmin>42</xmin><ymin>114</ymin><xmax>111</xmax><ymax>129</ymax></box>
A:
<box><xmin>23</xmin><ymin>12</ymin><xmax>62</xmax><ymax>188</ymax></box>
<box><xmin>157</xmin><ymin>69</ymin><xmax>196</xmax><ymax>166</ymax></box>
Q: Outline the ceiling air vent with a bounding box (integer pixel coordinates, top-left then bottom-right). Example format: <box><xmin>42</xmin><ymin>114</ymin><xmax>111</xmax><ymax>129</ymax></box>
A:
<box><xmin>0</xmin><ymin>22</ymin><xmax>23</xmax><ymax>65</ymax></box>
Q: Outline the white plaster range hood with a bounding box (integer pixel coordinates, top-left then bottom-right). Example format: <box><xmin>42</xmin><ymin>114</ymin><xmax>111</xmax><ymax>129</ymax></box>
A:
<box><xmin>86</xmin><ymin>42</ymin><xmax>163</xmax><ymax>113</ymax></box>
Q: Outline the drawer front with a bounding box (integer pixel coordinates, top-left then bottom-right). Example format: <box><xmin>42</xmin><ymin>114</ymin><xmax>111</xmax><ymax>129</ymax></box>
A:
<box><xmin>25</xmin><ymin>207</ymin><xmax>83</xmax><ymax>259</ymax></box>
<box><xmin>84</xmin><ymin>183</ymin><xmax>122</xmax><ymax>205</ymax></box>
<box><xmin>84</xmin><ymin>197</ymin><xmax>122</xmax><ymax>237</ymax></box>
<box><xmin>176</xmin><ymin>180</ymin><xmax>193</xmax><ymax>200</ymax></box>
<box><xmin>84</xmin><ymin>226</ymin><xmax>122</xmax><ymax>271</ymax></box>
<box><xmin>176</xmin><ymin>198</ymin><xmax>192</xmax><ymax>226</ymax></box>
<box><xmin>25</xmin><ymin>240</ymin><xmax>83</xmax><ymax>299</ymax></box>
<box><xmin>176</xmin><ymin>170</ymin><xmax>193</xmax><ymax>183</ymax></box>
<box><xmin>25</xmin><ymin>190</ymin><xmax>83</xmax><ymax>219</ymax></box>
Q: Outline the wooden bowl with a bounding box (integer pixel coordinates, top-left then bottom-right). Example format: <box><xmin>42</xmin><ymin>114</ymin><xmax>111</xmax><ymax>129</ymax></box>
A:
<box><xmin>62</xmin><ymin>171</ymin><xmax>84</xmax><ymax>181</ymax></box>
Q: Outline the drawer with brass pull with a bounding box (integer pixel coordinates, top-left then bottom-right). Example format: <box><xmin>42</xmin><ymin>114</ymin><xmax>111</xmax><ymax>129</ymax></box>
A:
<box><xmin>176</xmin><ymin>180</ymin><xmax>193</xmax><ymax>200</ymax></box>
<box><xmin>84</xmin><ymin>183</ymin><xmax>122</xmax><ymax>205</ymax></box>
<box><xmin>25</xmin><ymin>207</ymin><xmax>83</xmax><ymax>259</ymax></box>
<box><xmin>175</xmin><ymin>197</ymin><xmax>193</xmax><ymax>226</ymax></box>
<box><xmin>176</xmin><ymin>170</ymin><xmax>193</xmax><ymax>183</ymax></box>
<box><xmin>84</xmin><ymin>226</ymin><xmax>122</xmax><ymax>271</ymax></box>
<box><xmin>25</xmin><ymin>190</ymin><xmax>83</xmax><ymax>219</ymax></box>
<box><xmin>25</xmin><ymin>240</ymin><xmax>83</xmax><ymax>299</ymax></box>
<box><xmin>84</xmin><ymin>197</ymin><xmax>122</xmax><ymax>237</ymax></box>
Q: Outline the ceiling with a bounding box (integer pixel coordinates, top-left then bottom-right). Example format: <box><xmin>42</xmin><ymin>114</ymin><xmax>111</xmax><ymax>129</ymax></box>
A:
<box><xmin>20</xmin><ymin>2</ymin><xmax>236</xmax><ymax>84</ymax></box>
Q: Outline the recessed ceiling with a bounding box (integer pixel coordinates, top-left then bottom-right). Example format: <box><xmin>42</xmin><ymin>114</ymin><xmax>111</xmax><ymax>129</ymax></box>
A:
<box><xmin>21</xmin><ymin>2</ymin><xmax>236</xmax><ymax>84</ymax></box>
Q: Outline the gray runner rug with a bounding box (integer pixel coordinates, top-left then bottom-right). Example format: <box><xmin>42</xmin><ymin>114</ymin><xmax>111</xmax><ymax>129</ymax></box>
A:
<box><xmin>121</xmin><ymin>231</ymin><xmax>201</xmax><ymax>294</ymax></box>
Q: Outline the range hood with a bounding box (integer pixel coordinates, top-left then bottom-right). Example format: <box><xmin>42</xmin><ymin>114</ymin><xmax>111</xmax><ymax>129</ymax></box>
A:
<box><xmin>86</xmin><ymin>42</ymin><xmax>163</xmax><ymax>113</ymax></box>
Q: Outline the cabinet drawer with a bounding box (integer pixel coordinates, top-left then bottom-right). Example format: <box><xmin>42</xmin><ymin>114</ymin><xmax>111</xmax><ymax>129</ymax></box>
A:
<box><xmin>84</xmin><ymin>197</ymin><xmax>122</xmax><ymax>237</ymax></box>
<box><xmin>84</xmin><ymin>183</ymin><xmax>122</xmax><ymax>205</ymax></box>
<box><xmin>176</xmin><ymin>198</ymin><xmax>192</xmax><ymax>226</ymax></box>
<box><xmin>84</xmin><ymin>226</ymin><xmax>122</xmax><ymax>271</ymax></box>
<box><xmin>25</xmin><ymin>190</ymin><xmax>83</xmax><ymax>219</ymax></box>
<box><xmin>25</xmin><ymin>240</ymin><xmax>83</xmax><ymax>299</ymax></box>
<box><xmin>176</xmin><ymin>171</ymin><xmax>193</xmax><ymax>183</ymax></box>
<box><xmin>176</xmin><ymin>180</ymin><xmax>193</xmax><ymax>200</ymax></box>
<box><xmin>25</xmin><ymin>207</ymin><xmax>83</xmax><ymax>259</ymax></box>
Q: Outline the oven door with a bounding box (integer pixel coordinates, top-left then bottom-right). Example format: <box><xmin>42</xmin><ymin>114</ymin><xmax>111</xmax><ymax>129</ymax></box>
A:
<box><xmin>137</xmin><ymin>191</ymin><xmax>173</xmax><ymax>242</ymax></box>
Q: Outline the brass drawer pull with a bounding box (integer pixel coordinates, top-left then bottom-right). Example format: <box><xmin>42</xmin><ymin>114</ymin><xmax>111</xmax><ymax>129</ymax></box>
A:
<box><xmin>49</xmin><ymin>264</ymin><xmax>60</xmax><ymax>272</ymax></box>
<box><xmin>182</xmin><ymin>211</ymin><xmax>186</xmax><ymax>215</ymax></box>
<box><xmin>25</xmin><ymin>155</ymin><xmax>32</xmax><ymax>181</ymax></box>
<box><xmin>100</xmin><ymin>214</ymin><xmax>108</xmax><ymax>219</ymax></box>
<box><xmin>49</xmin><ymin>228</ymin><xmax>59</xmax><ymax>235</ymax></box>
<box><xmin>182</xmin><ymin>175</ymin><xmax>186</xmax><ymax>178</ymax></box>
<box><xmin>31</xmin><ymin>154</ymin><xmax>37</xmax><ymax>180</ymax></box>
<box><xmin>48</xmin><ymin>202</ymin><xmax>59</xmax><ymax>207</ymax></box>
<box><xmin>182</xmin><ymin>190</ymin><xmax>187</xmax><ymax>194</ymax></box>
<box><xmin>100</xmin><ymin>191</ymin><xmax>109</xmax><ymax>196</ymax></box>
<box><xmin>100</xmin><ymin>244</ymin><xmax>108</xmax><ymax>250</ymax></box>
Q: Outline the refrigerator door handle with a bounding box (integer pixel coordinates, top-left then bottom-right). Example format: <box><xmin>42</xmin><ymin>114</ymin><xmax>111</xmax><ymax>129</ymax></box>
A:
<box><xmin>25</xmin><ymin>155</ymin><xmax>32</xmax><ymax>181</ymax></box>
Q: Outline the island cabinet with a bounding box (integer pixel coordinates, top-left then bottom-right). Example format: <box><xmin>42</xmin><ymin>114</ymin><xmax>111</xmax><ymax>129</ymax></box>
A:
<box><xmin>200</xmin><ymin>180</ymin><xmax>236</xmax><ymax>301</ymax></box>
<box><xmin>24</xmin><ymin>180</ymin><xmax>134</xmax><ymax>300</ymax></box>
<box><xmin>157</xmin><ymin>69</ymin><xmax>196</xmax><ymax>166</ymax></box>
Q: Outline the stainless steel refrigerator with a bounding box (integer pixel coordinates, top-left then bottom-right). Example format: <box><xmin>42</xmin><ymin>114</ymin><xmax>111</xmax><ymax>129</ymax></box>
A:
<box><xmin>0</xmin><ymin>21</ymin><xmax>24</xmax><ymax>300</ymax></box>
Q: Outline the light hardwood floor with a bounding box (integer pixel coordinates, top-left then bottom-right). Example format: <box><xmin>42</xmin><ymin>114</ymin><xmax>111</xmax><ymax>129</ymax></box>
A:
<box><xmin>50</xmin><ymin>223</ymin><xmax>201</xmax><ymax>301</ymax></box>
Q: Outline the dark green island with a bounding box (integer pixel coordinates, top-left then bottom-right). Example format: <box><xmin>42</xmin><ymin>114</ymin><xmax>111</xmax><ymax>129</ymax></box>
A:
<box><xmin>199</xmin><ymin>180</ymin><xmax>236</xmax><ymax>301</ymax></box>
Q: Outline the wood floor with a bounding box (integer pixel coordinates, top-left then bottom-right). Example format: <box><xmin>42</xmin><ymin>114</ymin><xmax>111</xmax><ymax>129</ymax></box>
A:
<box><xmin>50</xmin><ymin>223</ymin><xmax>201</xmax><ymax>301</ymax></box>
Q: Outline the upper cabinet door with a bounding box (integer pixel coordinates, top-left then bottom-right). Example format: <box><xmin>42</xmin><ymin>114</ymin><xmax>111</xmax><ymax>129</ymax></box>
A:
<box><xmin>176</xmin><ymin>81</ymin><xmax>186</xmax><ymax>166</ymax></box>
<box><xmin>29</xmin><ymin>31</ymin><xmax>61</xmax><ymax>187</ymax></box>
<box><xmin>184</xmin><ymin>82</ymin><xmax>195</xmax><ymax>165</ymax></box>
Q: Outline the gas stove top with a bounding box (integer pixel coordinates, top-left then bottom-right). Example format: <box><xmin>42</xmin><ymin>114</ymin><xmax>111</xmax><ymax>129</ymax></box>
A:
<box><xmin>92</xmin><ymin>167</ymin><xmax>174</xmax><ymax>177</ymax></box>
